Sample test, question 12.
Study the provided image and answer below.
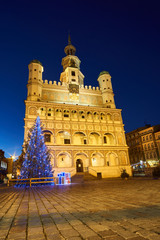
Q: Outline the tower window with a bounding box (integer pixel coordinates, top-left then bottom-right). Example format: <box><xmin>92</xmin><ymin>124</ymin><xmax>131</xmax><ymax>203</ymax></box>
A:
<box><xmin>34</xmin><ymin>69</ymin><xmax>37</xmax><ymax>71</ymax></box>
<box><xmin>34</xmin><ymin>78</ymin><xmax>36</xmax><ymax>79</ymax></box>
<box><xmin>106</xmin><ymin>100</ymin><xmax>108</xmax><ymax>102</ymax></box>
<box><xmin>104</xmin><ymin>88</ymin><xmax>106</xmax><ymax>90</ymax></box>
<box><xmin>103</xmin><ymin>80</ymin><xmax>105</xmax><ymax>82</ymax></box>
<box><xmin>108</xmin><ymin>87</ymin><xmax>110</xmax><ymax>89</ymax></box>
<box><xmin>84</xmin><ymin>139</ymin><xmax>87</xmax><ymax>144</ymax></box>
<box><xmin>48</xmin><ymin>113</ymin><xmax>51</xmax><ymax>116</ymax></box>
<box><xmin>72</xmin><ymin>79</ymin><xmax>76</xmax><ymax>82</ymax></box>
<box><xmin>71</xmin><ymin>71</ymin><xmax>75</xmax><ymax>76</ymax></box>
<box><xmin>64</xmin><ymin>114</ymin><xmax>69</xmax><ymax>117</ymax></box>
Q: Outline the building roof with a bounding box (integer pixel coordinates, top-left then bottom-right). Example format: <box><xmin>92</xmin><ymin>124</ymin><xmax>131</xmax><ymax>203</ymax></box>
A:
<box><xmin>29</xmin><ymin>59</ymin><xmax>43</xmax><ymax>66</ymax></box>
<box><xmin>98</xmin><ymin>71</ymin><xmax>110</xmax><ymax>77</ymax></box>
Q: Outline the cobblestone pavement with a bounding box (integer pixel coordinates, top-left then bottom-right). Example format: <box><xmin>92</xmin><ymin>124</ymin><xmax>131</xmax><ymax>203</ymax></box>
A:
<box><xmin>0</xmin><ymin>178</ymin><xmax>160</xmax><ymax>240</ymax></box>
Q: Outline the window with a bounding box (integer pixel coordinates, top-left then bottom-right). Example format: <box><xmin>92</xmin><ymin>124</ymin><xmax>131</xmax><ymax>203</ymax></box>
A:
<box><xmin>41</xmin><ymin>108</ymin><xmax>43</xmax><ymax>111</ymax></box>
<box><xmin>143</xmin><ymin>137</ymin><xmax>145</xmax><ymax>141</ymax></box>
<box><xmin>34</xmin><ymin>69</ymin><xmax>37</xmax><ymax>71</ymax></box>
<box><xmin>107</xmin><ymin>161</ymin><xmax>109</xmax><ymax>166</ymax></box>
<box><xmin>150</xmin><ymin>135</ymin><xmax>152</xmax><ymax>140</ymax></box>
<box><xmin>44</xmin><ymin>134</ymin><xmax>51</xmax><ymax>142</ymax></box>
<box><xmin>104</xmin><ymin>136</ymin><xmax>107</xmax><ymax>143</ymax></box>
<box><xmin>146</xmin><ymin>136</ymin><xmax>148</xmax><ymax>140</ymax></box>
<box><xmin>48</xmin><ymin>113</ymin><xmax>51</xmax><ymax>116</ymax></box>
<box><xmin>64</xmin><ymin>114</ymin><xmax>69</xmax><ymax>118</ymax></box>
<box><xmin>106</xmin><ymin>100</ymin><xmax>108</xmax><ymax>102</ymax></box>
<box><xmin>39</xmin><ymin>71</ymin><xmax>41</xmax><ymax>73</ymax></box>
<box><xmin>64</xmin><ymin>139</ymin><xmax>70</xmax><ymax>144</ymax></box>
<box><xmin>103</xmin><ymin>80</ymin><xmax>105</xmax><ymax>82</ymax></box>
<box><xmin>72</xmin><ymin>79</ymin><xmax>76</xmax><ymax>82</ymax></box>
<box><xmin>34</xmin><ymin>77</ymin><xmax>36</xmax><ymax>79</ymax></box>
<box><xmin>107</xmin><ymin>105</ymin><xmax>111</xmax><ymax>108</ymax></box>
<box><xmin>84</xmin><ymin>139</ymin><xmax>87</xmax><ymax>144</ymax></box>
<box><xmin>104</xmin><ymin>88</ymin><xmax>106</xmax><ymax>90</ymax></box>
<box><xmin>71</xmin><ymin>71</ymin><xmax>75</xmax><ymax>76</ymax></box>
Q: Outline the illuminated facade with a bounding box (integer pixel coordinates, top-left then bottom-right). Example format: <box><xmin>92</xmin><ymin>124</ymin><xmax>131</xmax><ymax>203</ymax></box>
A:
<box><xmin>24</xmin><ymin>37</ymin><xmax>131</xmax><ymax>178</ymax></box>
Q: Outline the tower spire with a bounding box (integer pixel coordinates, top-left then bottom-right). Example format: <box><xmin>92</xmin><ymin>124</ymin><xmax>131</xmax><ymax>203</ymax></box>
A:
<box><xmin>64</xmin><ymin>34</ymin><xmax>76</xmax><ymax>56</ymax></box>
<box><xmin>68</xmin><ymin>33</ymin><xmax>71</xmax><ymax>45</ymax></box>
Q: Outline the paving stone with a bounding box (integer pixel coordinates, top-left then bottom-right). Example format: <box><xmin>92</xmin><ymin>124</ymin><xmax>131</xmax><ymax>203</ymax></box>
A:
<box><xmin>98</xmin><ymin>229</ymin><xmax>117</xmax><ymax>237</ymax></box>
<box><xmin>60</xmin><ymin>229</ymin><xmax>80</xmax><ymax>238</ymax></box>
<box><xmin>127</xmin><ymin>237</ymin><xmax>149</xmax><ymax>240</ymax></box>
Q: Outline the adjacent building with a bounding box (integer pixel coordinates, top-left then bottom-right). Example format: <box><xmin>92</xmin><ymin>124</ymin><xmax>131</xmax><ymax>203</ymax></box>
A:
<box><xmin>24</xmin><ymin>36</ymin><xmax>131</xmax><ymax>178</ymax></box>
<box><xmin>0</xmin><ymin>150</ymin><xmax>13</xmax><ymax>180</ymax></box>
<box><xmin>126</xmin><ymin>125</ymin><xmax>160</xmax><ymax>166</ymax></box>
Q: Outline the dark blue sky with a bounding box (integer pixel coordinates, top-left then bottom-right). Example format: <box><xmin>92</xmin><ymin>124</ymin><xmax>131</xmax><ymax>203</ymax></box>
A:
<box><xmin>0</xmin><ymin>0</ymin><xmax>160</xmax><ymax>158</ymax></box>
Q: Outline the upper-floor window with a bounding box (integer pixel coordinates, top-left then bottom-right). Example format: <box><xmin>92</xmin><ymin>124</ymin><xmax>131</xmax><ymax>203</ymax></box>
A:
<box><xmin>103</xmin><ymin>80</ymin><xmax>105</xmax><ymax>82</ymax></box>
<box><xmin>146</xmin><ymin>136</ymin><xmax>148</xmax><ymax>140</ymax></box>
<box><xmin>72</xmin><ymin>79</ymin><xmax>76</xmax><ymax>82</ymax></box>
<box><xmin>143</xmin><ymin>137</ymin><xmax>145</xmax><ymax>141</ymax></box>
<box><xmin>71</xmin><ymin>71</ymin><xmax>75</xmax><ymax>76</ymax></box>
<box><xmin>64</xmin><ymin>139</ymin><xmax>70</xmax><ymax>144</ymax></box>
<box><xmin>34</xmin><ymin>69</ymin><xmax>37</xmax><ymax>71</ymax></box>
<box><xmin>150</xmin><ymin>135</ymin><xmax>152</xmax><ymax>140</ymax></box>
<box><xmin>44</xmin><ymin>134</ymin><xmax>51</xmax><ymax>143</ymax></box>
<box><xmin>104</xmin><ymin>136</ymin><xmax>107</xmax><ymax>143</ymax></box>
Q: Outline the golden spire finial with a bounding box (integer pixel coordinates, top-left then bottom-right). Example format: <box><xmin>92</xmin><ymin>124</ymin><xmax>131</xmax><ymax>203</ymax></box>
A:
<box><xmin>68</xmin><ymin>32</ymin><xmax>71</xmax><ymax>45</ymax></box>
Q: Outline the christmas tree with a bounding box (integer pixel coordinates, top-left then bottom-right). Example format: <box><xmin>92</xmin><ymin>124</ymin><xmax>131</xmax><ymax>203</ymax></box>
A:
<box><xmin>20</xmin><ymin>116</ymin><xmax>53</xmax><ymax>179</ymax></box>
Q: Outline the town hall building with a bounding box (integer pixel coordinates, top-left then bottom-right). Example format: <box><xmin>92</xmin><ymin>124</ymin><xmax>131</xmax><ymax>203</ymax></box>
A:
<box><xmin>24</xmin><ymin>36</ymin><xmax>131</xmax><ymax>178</ymax></box>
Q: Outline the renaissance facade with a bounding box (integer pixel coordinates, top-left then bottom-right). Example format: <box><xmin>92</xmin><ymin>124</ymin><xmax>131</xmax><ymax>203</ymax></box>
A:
<box><xmin>24</xmin><ymin>37</ymin><xmax>131</xmax><ymax>178</ymax></box>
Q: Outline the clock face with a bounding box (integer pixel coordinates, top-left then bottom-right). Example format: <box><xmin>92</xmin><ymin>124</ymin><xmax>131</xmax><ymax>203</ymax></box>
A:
<box><xmin>69</xmin><ymin>84</ymin><xmax>79</xmax><ymax>93</ymax></box>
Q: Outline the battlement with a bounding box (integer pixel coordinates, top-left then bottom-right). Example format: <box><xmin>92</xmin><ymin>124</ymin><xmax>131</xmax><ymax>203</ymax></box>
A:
<box><xmin>43</xmin><ymin>80</ymin><xmax>100</xmax><ymax>92</ymax></box>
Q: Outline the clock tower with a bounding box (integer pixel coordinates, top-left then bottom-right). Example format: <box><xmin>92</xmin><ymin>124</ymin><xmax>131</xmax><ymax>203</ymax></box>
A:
<box><xmin>60</xmin><ymin>35</ymin><xmax>84</xmax><ymax>102</ymax></box>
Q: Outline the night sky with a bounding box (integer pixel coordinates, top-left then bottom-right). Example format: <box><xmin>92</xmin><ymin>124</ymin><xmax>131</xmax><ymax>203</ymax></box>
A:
<box><xmin>0</xmin><ymin>0</ymin><xmax>159</xmax><ymax>158</ymax></box>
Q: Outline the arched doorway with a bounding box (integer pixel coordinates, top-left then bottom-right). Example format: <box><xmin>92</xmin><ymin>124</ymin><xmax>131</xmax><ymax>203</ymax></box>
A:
<box><xmin>76</xmin><ymin>159</ymin><xmax>83</xmax><ymax>172</ymax></box>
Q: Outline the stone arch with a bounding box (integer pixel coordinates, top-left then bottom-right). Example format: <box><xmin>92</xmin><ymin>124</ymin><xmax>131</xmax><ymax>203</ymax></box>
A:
<box><xmin>113</xmin><ymin>113</ymin><xmax>120</xmax><ymax>121</ymax></box>
<box><xmin>106</xmin><ymin>152</ymin><xmax>119</xmax><ymax>166</ymax></box>
<box><xmin>106</xmin><ymin>113</ymin><xmax>112</xmax><ymax>121</ymax></box>
<box><xmin>75</xmin><ymin>152</ymin><xmax>89</xmax><ymax>171</ymax></box>
<box><xmin>57</xmin><ymin>152</ymin><xmax>72</xmax><ymax>168</ymax></box>
<box><xmin>103</xmin><ymin>133</ymin><xmax>115</xmax><ymax>145</ymax></box>
<box><xmin>91</xmin><ymin>152</ymin><xmax>104</xmax><ymax>167</ymax></box>
<box><xmin>55</xmin><ymin>109</ymin><xmax>62</xmax><ymax>118</ymax></box>
<box><xmin>38</xmin><ymin>107</ymin><xmax>46</xmax><ymax>116</ymax></box>
<box><xmin>79</xmin><ymin>111</ymin><xmax>85</xmax><ymax>120</ymax></box>
<box><xmin>89</xmin><ymin>132</ymin><xmax>101</xmax><ymax>145</ymax></box>
<box><xmin>63</xmin><ymin>109</ymin><xmax>70</xmax><ymax>118</ymax></box>
<box><xmin>29</xmin><ymin>106</ymin><xmax>37</xmax><ymax>115</ymax></box>
<box><xmin>87</xmin><ymin>111</ymin><xmax>93</xmax><ymax>120</ymax></box>
<box><xmin>43</xmin><ymin>130</ymin><xmax>54</xmax><ymax>143</ymax></box>
<box><xmin>73</xmin><ymin>132</ymin><xmax>87</xmax><ymax>145</ymax></box>
<box><xmin>56</xmin><ymin>131</ymin><xmax>71</xmax><ymax>144</ymax></box>
<box><xmin>100</xmin><ymin>112</ymin><xmax>106</xmax><ymax>121</ymax></box>
<box><xmin>93</xmin><ymin>112</ymin><xmax>99</xmax><ymax>121</ymax></box>
<box><xmin>71</xmin><ymin>110</ymin><xmax>78</xmax><ymax>119</ymax></box>
<box><xmin>119</xmin><ymin>151</ymin><xmax>128</xmax><ymax>165</ymax></box>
